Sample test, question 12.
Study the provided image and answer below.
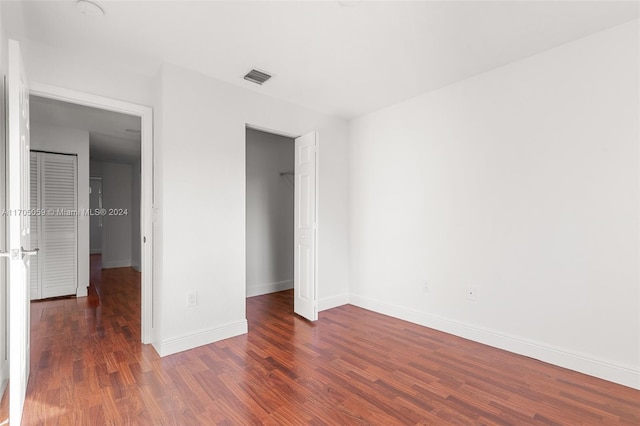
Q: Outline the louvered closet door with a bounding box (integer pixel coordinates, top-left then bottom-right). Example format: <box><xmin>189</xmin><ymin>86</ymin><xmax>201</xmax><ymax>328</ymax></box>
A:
<box><xmin>29</xmin><ymin>153</ymin><xmax>41</xmax><ymax>300</ymax></box>
<box><xmin>40</xmin><ymin>153</ymin><xmax>78</xmax><ymax>298</ymax></box>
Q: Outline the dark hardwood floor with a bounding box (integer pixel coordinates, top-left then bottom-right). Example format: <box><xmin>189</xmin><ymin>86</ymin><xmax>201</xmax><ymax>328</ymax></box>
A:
<box><xmin>1</xmin><ymin>255</ymin><xmax>639</xmax><ymax>424</ymax></box>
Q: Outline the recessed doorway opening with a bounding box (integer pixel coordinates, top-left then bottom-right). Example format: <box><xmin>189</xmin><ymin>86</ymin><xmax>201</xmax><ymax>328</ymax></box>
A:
<box><xmin>245</xmin><ymin>126</ymin><xmax>319</xmax><ymax>322</ymax></box>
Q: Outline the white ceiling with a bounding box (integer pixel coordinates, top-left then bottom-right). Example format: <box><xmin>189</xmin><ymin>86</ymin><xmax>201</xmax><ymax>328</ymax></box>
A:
<box><xmin>30</xmin><ymin>96</ymin><xmax>141</xmax><ymax>163</ymax></box>
<box><xmin>5</xmin><ymin>1</ymin><xmax>639</xmax><ymax>119</ymax></box>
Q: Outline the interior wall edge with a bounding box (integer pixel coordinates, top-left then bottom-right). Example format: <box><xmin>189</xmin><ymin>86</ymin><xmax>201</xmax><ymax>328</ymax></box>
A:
<box><xmin>319</xmin><ymin>294</ymin><xmax>350</xmax><ymax>312</ymax></box>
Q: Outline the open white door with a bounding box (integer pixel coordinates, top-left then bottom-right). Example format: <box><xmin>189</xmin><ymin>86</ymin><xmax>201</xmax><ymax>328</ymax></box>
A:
<box><xmin>6</xmin><ymin>39</ymin><xmax>35</xmax><ymax>425</ymax></box>
<box><xmin>294</xmin><ymin>131</ymin><xmax>318</xmax><ymax>321</ymax></box>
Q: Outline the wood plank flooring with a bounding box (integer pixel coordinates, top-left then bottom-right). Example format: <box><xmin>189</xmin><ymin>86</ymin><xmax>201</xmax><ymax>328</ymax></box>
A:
<box><xmin>1</xmin><ymin>254</ymin><xmax>638</xmax><ymax>424</ymax></box>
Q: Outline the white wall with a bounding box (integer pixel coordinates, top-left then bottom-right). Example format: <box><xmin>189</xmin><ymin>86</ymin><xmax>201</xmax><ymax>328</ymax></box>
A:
<box><xmin>246</xmin><ymin>128</ymin><xmax>295</xmax><ymax>297</ymax></box>
<box><xmin>348</xmin><ymin>21</ymin><xmax>639</xmax><ymax>389</ymax></box>
<box><xmin>30</xmin><ymin>122</ymin><xmax>90</xmax><ymax>298</ymax></box>
<box><xmin>156</xmin><ymin>63</ymin><xmax>350</xmax><ymax>355</ymax></box>
<box><xmin>21</xmin><ymin>39</ymin><xmax>155</xmax><ymax>108</ymax></box>
<box><xmin>91</xmin><ymin>161</ymin><xmax>133</xmax><ymax>269</ymax></box>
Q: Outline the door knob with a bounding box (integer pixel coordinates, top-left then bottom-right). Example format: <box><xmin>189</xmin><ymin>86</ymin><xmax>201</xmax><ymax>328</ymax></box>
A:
<box><xmin>0</xmin><ymin>248</ymin><xmax>39</xmax><ymax>260</ymax></box>
<box><xmin>21</xmin><ymin>247</ymin><xmax>39</xmax><ymax>256</ymax></box>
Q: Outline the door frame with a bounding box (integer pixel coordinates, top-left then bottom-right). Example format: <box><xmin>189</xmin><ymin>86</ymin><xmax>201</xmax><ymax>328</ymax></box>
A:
<box><xmin>30</xmin><ymin>82</ymin><xmax>154</xmax><ymax>344</ymax></box>
<box><xmin>89</xmin><ymin>177</ymin><xmax>104</xmax><ymax>255</ymax></box>
<box><xmin>244</xmin><ymin>123</ymin><xmax>320</xmax><ymax>319</ymax></box>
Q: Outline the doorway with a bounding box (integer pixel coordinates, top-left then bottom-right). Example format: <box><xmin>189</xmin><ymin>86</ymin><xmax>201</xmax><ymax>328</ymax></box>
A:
<box><xmin>245</xmin><ymin>126</ymin><xmax>319</xmax><ymax>321</ymax></box>
<box><xmin>89</xmin><ymin>155</ymin><xmax>141</xmax><ymax>271</ymax></box>
<box><xmin>29</xmin><ymin>83</ymin><xmax>153</xmax><ymax>343</ymax></box>
<box><xmin>245</xmin><ymin>128</ymin><xmax>295</xmax><ymax>299</ymax></box>
<box><xmin>29</xmin><ymin>96</ymin><xmax>143</xmax><ymax>299</ymax></box>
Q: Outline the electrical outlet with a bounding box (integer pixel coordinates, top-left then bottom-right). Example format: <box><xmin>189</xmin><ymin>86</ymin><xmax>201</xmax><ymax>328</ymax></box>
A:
<box><xmin>187</xmin><ymin>291</ymin><xmax>197</xmax><ymax>307</ymax></box>
<box><xmin>466</xmin><ymin>287</ymin><xmax>477</xmax><ymax>301</ymax></box>
<box><xmin>423</xmin><ymin>280</ymin><xmax>430</xmax><ymax>292</ymax></box>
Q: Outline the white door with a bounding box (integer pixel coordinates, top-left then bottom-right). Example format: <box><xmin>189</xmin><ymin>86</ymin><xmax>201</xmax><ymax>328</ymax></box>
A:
<box><xmin>6</xmin><ymin>39</ymin><xmax>35</xmax><ymax>425</ymax></box>
<box><xmin>294</xmin><ymin>131</ymin><xmax>318</xmax><ymax>321</ymax></box>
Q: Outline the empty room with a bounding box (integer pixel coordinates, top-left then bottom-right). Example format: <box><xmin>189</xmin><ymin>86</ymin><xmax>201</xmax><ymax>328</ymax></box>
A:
<box><xmin>0</xmin><ymin>1</ymin><xmax>638</xmax><ymax>424</ymax></box>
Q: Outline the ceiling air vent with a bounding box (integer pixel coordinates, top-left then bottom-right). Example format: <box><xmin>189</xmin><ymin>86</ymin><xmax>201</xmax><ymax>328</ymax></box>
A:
<box><xmin>244</xmin><ymin>69</ymin><xmax>272</xmax><ymax>85</ymax></box>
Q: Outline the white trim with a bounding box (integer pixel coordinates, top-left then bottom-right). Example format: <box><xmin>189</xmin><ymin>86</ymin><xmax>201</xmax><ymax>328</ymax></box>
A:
<box><xmin>90</xmin><ymin>249</ymin><xmax>102</xmax><ymax>255</ymax></box>
<box><xmin>318</xmin><ymin>293</ymin><xmax>349</xmax><ymax>312</ymax></box>
<box><xmin>75</xmin><ymin>285</ymin><xmax>88</xmax><ymax>298</ymax></box>
<box><xmin>246</xmin><ymin>280</ymin><xmax>293</xmax><ymax>298</ymax></box>
<box><xmin>155</xmin><ymin>320</ymin><xmax>248</xmax><ymax>357</ymax></box>
<box><xmin>349</xmin><ymin>294</ymin><xmax>640</xmax><ymax>390</ymax></box>
<box><xmin>102</xmin><ymin>260</ymin><xmax>132</xmax><ymax>269</ymax></box>
<box><xmin>638</xmin><ymin>17</ymin><xmax>640</xmax><ymax>386</ymax></box>
<box><xmin>314</xmin><ymin>132</ymin><xmax>320</xmax><ymax>320</ymax></box>
<box><xmin>246</xmin><ymin>123</ymin><xmax>300</xmax><ymax>139</ymax></box>
<box><xmin>131</xmin><ymin>262</ymin><xmax>141</xmax><ymax>272</ymax></box>
<box><xmin>29</xmin><ymin>82</ymin><xmax>154</xmax><ymax>345</ymax></box>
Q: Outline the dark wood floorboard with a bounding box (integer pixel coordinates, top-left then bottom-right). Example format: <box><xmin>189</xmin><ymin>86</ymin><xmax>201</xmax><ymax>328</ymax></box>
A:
<box><xmin>1</xmin><ymin>254</ymin><xmax>638</xmax><ymax>424</ymax></box>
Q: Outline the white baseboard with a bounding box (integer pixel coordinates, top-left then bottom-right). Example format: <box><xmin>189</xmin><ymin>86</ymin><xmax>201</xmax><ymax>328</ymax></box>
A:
<box><xmin>90</xmin><ymin>249</ymin><xmax>102</xmax><ymax>254</ymax></box>
<box><xmin>319</xmin><ymin>293</ymin><xmax>349</xmax><ymax>312</ymax></box>
<box><xmin>155</xmin><ymin>319</ymin><xmax>248</xmax><ymax>357</ymax></box>
<box><xmin>76</xmin><ymin>284</ymin><xmax>88</xmax><ymax>298</ymax></box>
<box><xmin>131</xmin><ymin>262</ymin><xmax>141</xmax><ymax>272</ymax></box>
<box><xmin>102</xmin><ymin>259</ymin><xmax>132</xmax><ymax>269</ymax></box>
<box><xmin>246</xmin><ymin>280</ymin><xmax>293</xmax><ymax>298</ymax></box>
<box><xmin>349</xmin><ymin>294</ymin><xmax>640</xmax><ymax>390</ymax></box>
